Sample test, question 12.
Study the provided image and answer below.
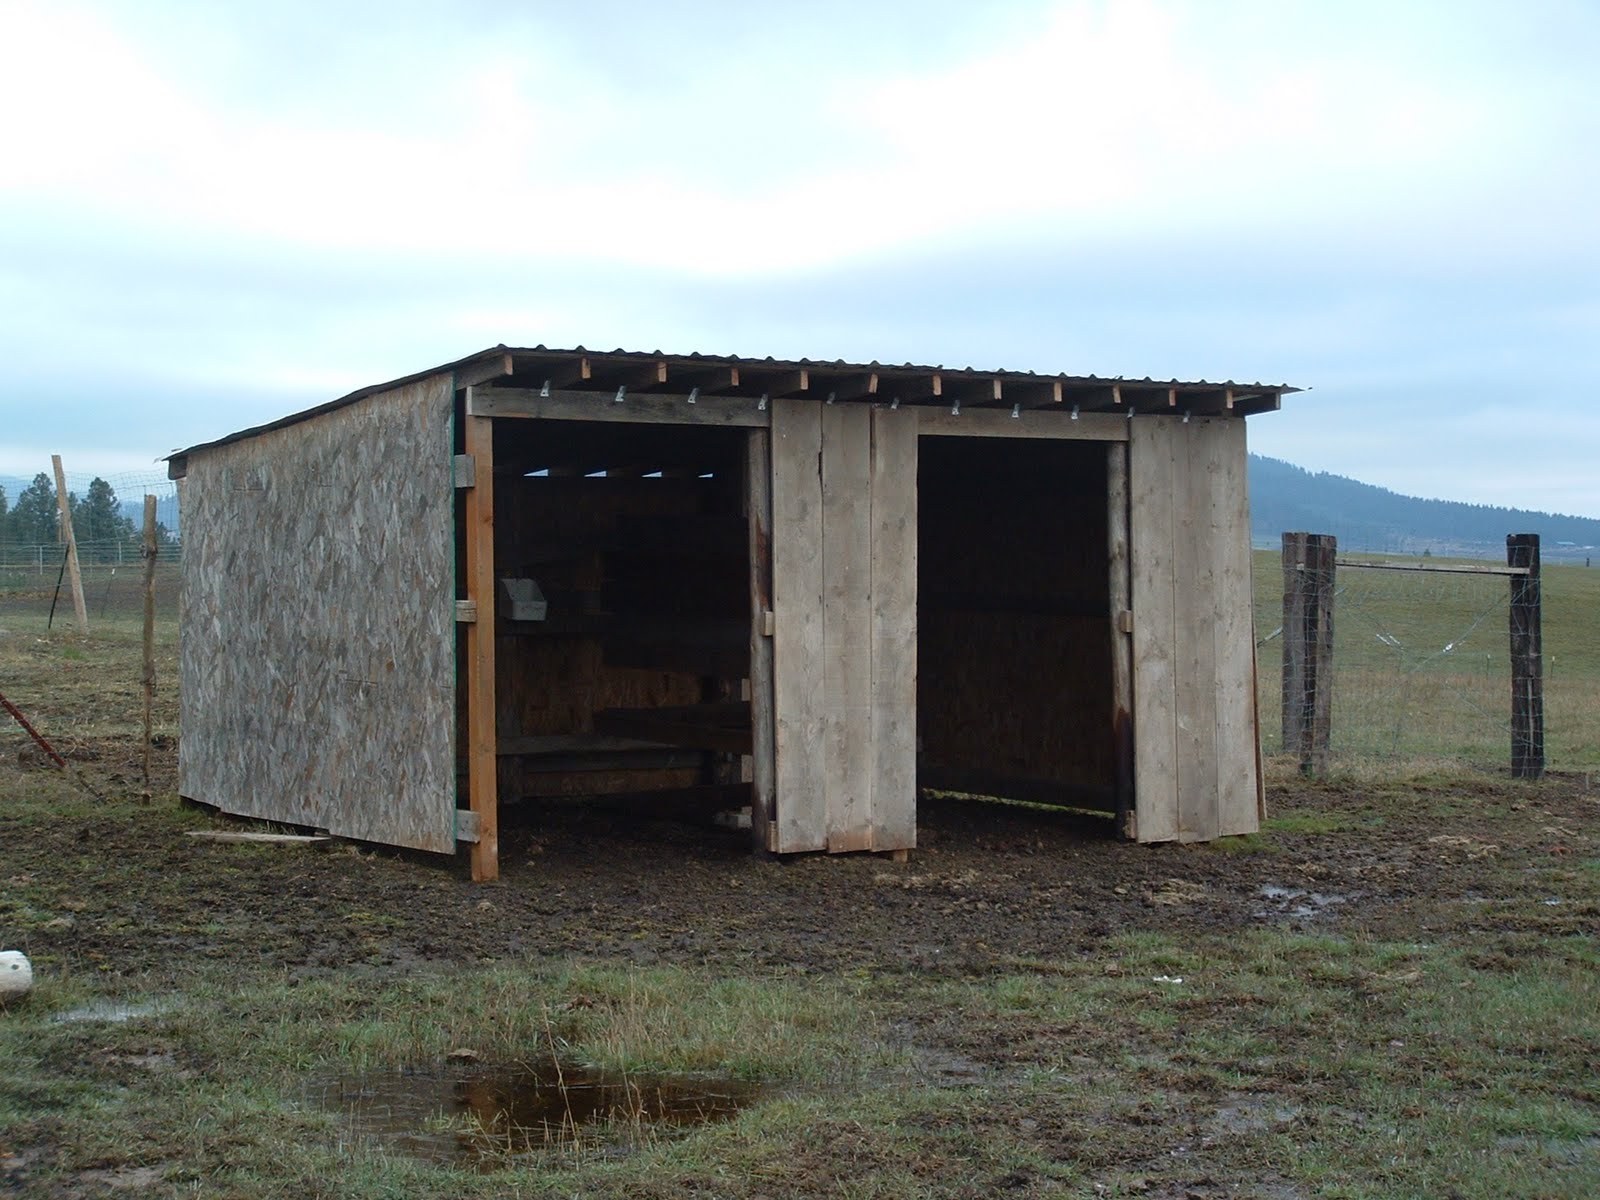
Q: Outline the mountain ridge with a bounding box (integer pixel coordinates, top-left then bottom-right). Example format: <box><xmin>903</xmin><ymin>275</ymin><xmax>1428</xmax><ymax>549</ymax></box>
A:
<box><xmin>1248</xmin><ymin>455</ymin><xmax>1600</xmax><ymax>558</ymax></box>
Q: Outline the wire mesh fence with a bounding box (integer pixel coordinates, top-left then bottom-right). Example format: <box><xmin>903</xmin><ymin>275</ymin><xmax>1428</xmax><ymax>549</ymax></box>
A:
<box><xmin>1257</xmin><ymin>540</ymin><xmax>1600</xmax><ymax>776</ymax></box>
<box><xmin>0</xmin><ymin>468</ymin><xmax>180</xmax><ymax>633</ymax></box>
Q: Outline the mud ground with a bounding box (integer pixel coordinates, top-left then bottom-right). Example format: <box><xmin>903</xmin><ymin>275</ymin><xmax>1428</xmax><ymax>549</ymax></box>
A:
<box><xmin>7</xmin><ymin>735</ymin><xmax>1595</xmax><ymax>987</ymax></box>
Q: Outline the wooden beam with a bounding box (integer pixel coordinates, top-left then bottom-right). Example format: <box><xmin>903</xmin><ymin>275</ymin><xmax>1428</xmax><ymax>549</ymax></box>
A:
<box><xmin>818</xmin><ymin>372</ymin><xmax>878</xmax><ymax>402</ymax></box>
<box><xmin>746</xmin><ymin>429</ymin><xmax>777</xmax><ymax>854</ymax></box>
<box><xmin>185</xmin><ymin>831</ymin><xmax>333</xmax><ymax>846</ymax></box>
<box><xmin>741</xmin><ymin>368</ymin><xmax>809</xmax><ymax>397</ymax></box>
<box><xmin>938</xmin><ymin>375</ymin><xmax>1004</xmax><ymax>406</ymax></box>
<box><xmin>918</xmin><ymin>764</ymin><xmax>1117</xmax><ymax>814</ymax></box>
<box><xmin>456</xmin><ymin>351</ymin><xmax>514</xmax><ymax>389</ymax></box>
<box><xmin>1003</xmin><ymin>379</ymin><xmax>1064</xmax><ymax>408</ymax></box>
<box><xmin>1335</xmin><ymin>559</ymin><xmax>1527</xmax><ymax>576</ymax></box>
<box><xmin>590</xmin><ymin>357</ymin><xmax>669</xmax><ymax>392</ymax></box>
<box><xmin>914</xmin><ymin>408</ymin><xmax>1128</xmax><ymax>441</ymax></box>
<box><xmin>464</xmin><ymin>415</ymin><xmax>499</xmax><ymax>881</ymax></box>
<box><xmin>529</xmin><ymin>356</ymin><xmax>591</xmax><ymax>389</ymax></box>
<box><xmin>467</xmin><ymin>386</ymin><xmax>769</xmax><ymax>427</ymax></box>
<box><xmin>1106</xmin><ymin>443</ymin><xmax>1135</xmax><ymax>838</ymax></box>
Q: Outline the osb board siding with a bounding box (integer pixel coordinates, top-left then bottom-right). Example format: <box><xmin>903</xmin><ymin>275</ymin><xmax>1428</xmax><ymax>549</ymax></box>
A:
<box><xmin>179</xmin><ymin>375</ymin><xmax>457</xmax><ymax>853</ymax></box>
<box><xmin>1129</xmin><ymin>416</ymin><xmax>1259</xmax><ymax>843</ymax></box>
<box><xmin>490</xmin><ymin>473</ymin><xmax>737</xmax><ymax>799</ymax></box>
<box><xmin>917</xmin><ymin>437</ymin><xmax>1113</xmax><ymax>788</ymax></box>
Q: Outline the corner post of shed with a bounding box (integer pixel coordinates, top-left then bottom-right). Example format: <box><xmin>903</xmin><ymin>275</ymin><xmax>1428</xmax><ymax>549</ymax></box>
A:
<box><xmin>1106</xmin><ymin>441</ymin><xmax>1135</xmax><ymax>837</ymax></box>
<box><xmin>745</xmin><ymin>429</ymin><xmax>777</xmax><ymax>852</ymax></box>
<box><xmin>1507</xmin><ymin>533</ymin><xmax>1543</xmax><ymax>779</ymax></box>
<box><xmin>464</xmin><ymin>410</ymin><xmax>500</xmax><ymax>880</ymax></box>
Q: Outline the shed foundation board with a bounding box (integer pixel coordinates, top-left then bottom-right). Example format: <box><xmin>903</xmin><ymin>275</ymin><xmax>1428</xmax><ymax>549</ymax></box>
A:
<box><xmin>1128</xmin><ymin>417</ymin><xmax>1259</xmax><ymax>842</ymax></box>
<box><xmin>178</xmin><ymin>374</ymin><xmax>458</xmax><ymax>853</ymax></box>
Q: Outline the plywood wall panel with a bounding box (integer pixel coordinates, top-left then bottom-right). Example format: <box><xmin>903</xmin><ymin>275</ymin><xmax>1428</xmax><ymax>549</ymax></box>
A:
<box><xmin>179</xmin><ymin>374</ymin><xmax>457</xmax><ymax>852</ymax></box>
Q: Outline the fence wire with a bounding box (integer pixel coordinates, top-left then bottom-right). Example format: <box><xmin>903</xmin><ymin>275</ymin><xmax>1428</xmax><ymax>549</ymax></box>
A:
<box><xmin>1259</xmin><ymin>546</ymin><xmax>1599</xmax><ymax>775</ymax></box>
<box><xmin>0</xmin><ymin>467</ymin><xmax>180</xmax><ymax>632</ymax></box>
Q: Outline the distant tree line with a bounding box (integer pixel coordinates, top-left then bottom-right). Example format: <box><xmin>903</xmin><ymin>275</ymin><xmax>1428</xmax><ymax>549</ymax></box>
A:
<box><xmin>0</xmin><ymin>474</ymin><xmax>174</xmax><ymax>562</ymax></box>
<box><xmin>1249</xmin><ymin>455</ymin><xmax>1600</xmax><ymax>553</ymax></box>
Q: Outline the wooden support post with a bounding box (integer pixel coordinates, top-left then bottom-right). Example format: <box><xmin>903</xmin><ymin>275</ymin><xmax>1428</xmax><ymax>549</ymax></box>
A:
<box><xmin>1281</xmin><ymin>532</ymin><xmax>1336</xmax><ymax>776</ymax></box>
<box><xmin>140</xmin><ymin>495</ymin><xmax>158</xmax><ymax>799</ymax></box>
<box><xmin>1507</xmin><ymin>533</ymin><xmax>1544</xmax><ymax>779</ymax></box>
<box><xmin>1106</xmin><ymin>442</ymin><xmax>1135</xmax><ymax>837</ymax></box>
<box><xmin>745</xmin><ymin>429</ymin><xmax>776</xmax><ymax>852</ymax></box>
<box><xmin>464</xmin><ymin>414</ymin><xmax>499</xmax><ymax>880</ymax></box>
<box><xmin>50</xmin><ymin>454</ymin><xmax>89</xmax><ymax>634</ymax></box>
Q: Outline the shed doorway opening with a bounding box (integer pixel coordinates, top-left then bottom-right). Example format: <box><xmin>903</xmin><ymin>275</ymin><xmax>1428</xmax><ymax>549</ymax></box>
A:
<box><xmin>916</xmin><ymin>435</ymin><xmax>1120</xmax><ymax>821</ymax></box>
<box><xmin>469</xmin><ymin>417</ymin><xmax>756</xmax><ymax>828</ymax></box>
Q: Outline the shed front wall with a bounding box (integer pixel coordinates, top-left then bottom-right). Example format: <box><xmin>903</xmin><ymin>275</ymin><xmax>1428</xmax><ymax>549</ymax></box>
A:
<box><xmin>1128</xmin><ymin>416</ymin><xmax>1260</xmax><ymax>841</ymax></box>
<box><xmin>178</xmin><ymin>374</ymin><xmax>458</xmax><ymax>852</ymax></box>
<box><xmin>769</xmin><ymin>399</ymin><xmax>918</xmax><ymax>853</ymax></box>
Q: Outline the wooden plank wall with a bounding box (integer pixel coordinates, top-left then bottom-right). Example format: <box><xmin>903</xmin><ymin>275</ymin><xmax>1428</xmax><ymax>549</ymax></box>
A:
<box><xmin>769</xmin><ymin>400</ymin><xmax>917</xmax><ymax>853</ymax></box>
<box><xmin>178</xmin><ymin>374</ymin><xmax>458</xmax><ymax>852</ymax></box>
<box><xmin>1128</xmin><ymin>416</ymin><xmax>1259</xmax><ymax>841</ymax></box>
<box><xmin>769</xmin><ymin>400</ymin><xmax>828</xmax><ymax>851</ymax></box>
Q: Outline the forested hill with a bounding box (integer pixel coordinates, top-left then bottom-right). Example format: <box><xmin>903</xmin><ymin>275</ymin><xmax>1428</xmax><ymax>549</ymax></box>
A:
<box><xmin>1249</xmin><ymin>455</ymin><xmax>1600</xmax><ymax>556</ymax></box>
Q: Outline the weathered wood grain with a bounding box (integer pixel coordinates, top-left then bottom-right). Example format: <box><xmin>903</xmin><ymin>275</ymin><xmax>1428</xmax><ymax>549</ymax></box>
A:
<box><xmin>745</xmin><ymin>429</ymin><xmax>777</xmax><ymax>851</ymax></box>
<box><xmin>1128</xmin><ymin>418</ymin><xmax>1180</xmax><ymax>842</ymax></box>
<box><xmin>770</xmin><ymin>398</ymin><xmax>827</xmax><ymax>852</ymax></box>
<box><xmin>821</xmin><ymin>402</ymin><xmax>873</xmax><ymax>852</ymax></box>
<box><xmin>868</xmin><ymin>406</ymin><xmax>918</xmax><ymax>851</ymax></box>
<box><xmin>1210</xmin><ymin>419</ymin><xmax>1260</xmax><ymax>836</ymax></box>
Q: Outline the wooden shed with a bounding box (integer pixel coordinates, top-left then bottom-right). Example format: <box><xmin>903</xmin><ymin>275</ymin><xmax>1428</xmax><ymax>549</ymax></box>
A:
<box><xmin>169</xmin><ymin>346</ymin><xmax>1294</xmax><ymax>880</ymax></box>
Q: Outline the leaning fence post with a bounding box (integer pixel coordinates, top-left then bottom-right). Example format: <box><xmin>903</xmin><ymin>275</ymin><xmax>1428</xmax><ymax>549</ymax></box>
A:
<box><xmin>1282</xmin><ymin>531</ymin><xmax>1336</xmax><ymax>776</ymax></box>
<box><xmin>1507</xmin><ymin>533</ymin><xmax>1544</xmax><ymax>779</ymax></box>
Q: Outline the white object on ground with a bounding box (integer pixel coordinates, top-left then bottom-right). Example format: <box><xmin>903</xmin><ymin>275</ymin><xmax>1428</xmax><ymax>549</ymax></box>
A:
<box><xmin>0</xmin><ymin>950</ymin><xmax>33</xmax><ymax>1000</ymax></box>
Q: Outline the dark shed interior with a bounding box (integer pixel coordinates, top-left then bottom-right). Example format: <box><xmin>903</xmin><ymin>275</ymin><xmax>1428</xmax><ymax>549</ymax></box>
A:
<box><xmin>917</xmin><ymin>436</ymin><xmax>1115</xmax><ymax>812</ymax></box>
<box><xmin>456</xmin><ymin>416</ymin><xmax>755</xmax><ymax>814</ymax></box>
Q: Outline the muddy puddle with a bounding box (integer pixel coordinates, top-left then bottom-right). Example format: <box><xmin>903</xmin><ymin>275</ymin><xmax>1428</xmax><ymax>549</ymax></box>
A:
<box><xmin>308</xmin><ymin>1058</ymin><xmax>768</xmax><ymax>1165</ymax></box>
<box><xmin>1255</xmin><ymin>884</ymin><xmax>1351</xmax><ymax>921</ymax></box>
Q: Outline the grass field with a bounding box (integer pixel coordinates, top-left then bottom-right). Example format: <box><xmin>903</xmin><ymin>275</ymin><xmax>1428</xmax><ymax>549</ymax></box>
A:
<box><xmin>2</xmin><ymin>612</ymin><xmax>1598</xmax><ymax>1197</ymax></box>
<box><xmin>1253</xmin><ymin>550</ymin><xmax>1600</xmax><ymax>774</ymax></box>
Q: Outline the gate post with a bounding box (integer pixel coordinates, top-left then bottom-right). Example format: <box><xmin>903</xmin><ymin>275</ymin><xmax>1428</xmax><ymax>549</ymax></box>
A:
<box><xmin>1282</xmin><ymin>532</ymin><xmax>1336</xmax><ymax>776</ymax></box>
<box><xmin>1507</xmin><ymin>533</ymin><xmax>1544</xmax><ymax>779</ymax></box>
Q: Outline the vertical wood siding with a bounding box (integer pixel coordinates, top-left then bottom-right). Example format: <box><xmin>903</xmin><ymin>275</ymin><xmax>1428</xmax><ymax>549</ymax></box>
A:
<box><xmin>1129</xmin><ymin>416</ymin><xmax>1259</xmax><ymax>842</ymax></box>
<box><xmin>770</xmin><ymin>400</ymin><xmax>918</xmax><ymax>853</ymax></box>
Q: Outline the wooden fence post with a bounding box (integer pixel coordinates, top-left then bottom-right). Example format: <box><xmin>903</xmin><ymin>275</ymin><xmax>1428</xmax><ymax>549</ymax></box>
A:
<box><xmin>1507</xmin><ymin>533</ymin><xmax>1543</xmax><ymax>779</ymax></box>
<box><xmin>1281</xmin><ymin>532</ymin><xmax>1336</xmax><ymax>776</ymax></box>
<box><xmin>140</xmin><ymin>495</ymin><xmax>158</xmax><ymax>799</ymax></box>
<box><xmin>50</xmin><ymin>455</ymin><xmax>89</xmax><ymax>634</ymax></box>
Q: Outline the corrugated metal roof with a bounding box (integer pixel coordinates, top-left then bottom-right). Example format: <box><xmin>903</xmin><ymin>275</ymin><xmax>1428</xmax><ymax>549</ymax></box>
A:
<box><xmin>170</xmin><ymin>344</ymin><xmax>1298</xmax><ymax>465</ymax></box>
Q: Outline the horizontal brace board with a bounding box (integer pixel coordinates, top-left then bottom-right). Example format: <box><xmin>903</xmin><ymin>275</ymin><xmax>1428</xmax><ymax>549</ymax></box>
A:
<box><xmin>919</xmin><ymin>763</ymin><xmax>1117</xmax><ymax>813</ymax></box>
<box><xmin>1333</xmin><ymin>559</ymin><xmax>1529</xmax><ymax>576</ymax></box>
<box><xmin>915</xmin><ymin>408</ymin><xmax>1128</xmax><ymax>441</ymax></box>
<box><xmin>468</xmin><ymin>386</ymin><xmax>771</xmax><ymax>427</ymax></box>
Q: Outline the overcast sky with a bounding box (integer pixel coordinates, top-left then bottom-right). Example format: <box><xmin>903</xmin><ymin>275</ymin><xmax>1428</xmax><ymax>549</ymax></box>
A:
<box><xmin>2</xmin><ymin>0</ymin><xmax>1597</xmax><ymax>514</ymax></box>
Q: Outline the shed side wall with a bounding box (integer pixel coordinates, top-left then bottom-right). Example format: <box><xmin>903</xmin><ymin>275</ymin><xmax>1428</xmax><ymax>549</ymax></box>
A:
<box><xmin>1129</xmin><ymin>416</ymin><xmax>1260</xmax><ymax>842</ymax></box>
<box><xmin>178</xmin><ymin>374</ymin><xmax>458</xmax><ymax>852</ymax></box>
